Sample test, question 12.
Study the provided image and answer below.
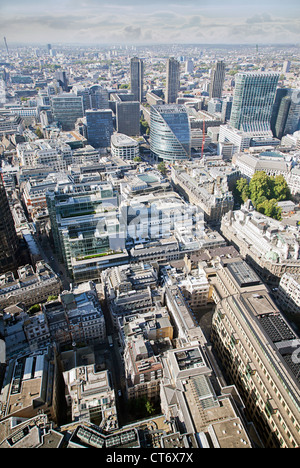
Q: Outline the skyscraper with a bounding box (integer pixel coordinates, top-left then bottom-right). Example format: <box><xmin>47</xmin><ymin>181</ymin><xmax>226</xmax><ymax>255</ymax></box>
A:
<box><xmin>209</xmin><ymin>61</ymin><xmax>225</xmax><ymax>99</ymax></box>
<box><xmin>150</xmin><ymin>104</ymin><xmax>191</xmax><ymax>162</ymax></box>
<box><xmin>230</xmin><ymin>72</ymin><xmax>279</xmax><ymax>133</ymax></box>
<box><xmin>86</xmin><ymin>109</ymin><xmax>113</xmax><ymax>148</ymax></box>
<box><xmin>166</xmin><ymin>58</ymin><xmax>180</xmax><ymax>104</ymax></box>
<box><xmin>0</xmin><ymin>176</ymin><xmax>19</xmax><ymax>274</ymax></box>
<box><xmin>130</xmin><ymin>57</ymin><xmax>144</xmax><ymax>103</ymax></box>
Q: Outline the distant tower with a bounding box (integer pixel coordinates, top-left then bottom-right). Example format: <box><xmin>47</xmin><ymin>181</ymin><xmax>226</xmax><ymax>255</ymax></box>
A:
<box><xmin>3</xmin><ymin>37</ymin><xmax>9</xmax><ymax>57</ymax></box>
<box><xmin>209</xmin><ymin>61</ymin><xmax>225</xmax><ymax>99</ymax></box>
<box><xmin>166</xmin><ymin>58</ymin><xmax>180</xmax><ymax>104</ymax></box>
<box><xmin>130</xmin><ymin>57</ymin><xmax>144</xmax><ymax>103</ymax></box>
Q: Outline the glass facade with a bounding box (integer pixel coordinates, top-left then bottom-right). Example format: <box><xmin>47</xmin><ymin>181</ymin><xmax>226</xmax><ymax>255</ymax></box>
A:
<box><xmin>230</xmin><ymin>72</ymin><xmax>279</xmax><ymax>133</ymax></box>
<box><xmin>46</xmin><ymin>183</ymin><xmax>122</xmax><ymax>280</ymax></box>
<box><xmin>86</xmin><ymin>109</ymin><xmax>113</xmax><ymax>148</ymax></box>
<box><xmin>150</xmin><ymin>105</ymin><xmax>191</xmax><ymax>162</ymax></box>
<box><xmin>50</xmin><ymin>93</ymin><xmax>84</xmax><ymax>131</ymax></box>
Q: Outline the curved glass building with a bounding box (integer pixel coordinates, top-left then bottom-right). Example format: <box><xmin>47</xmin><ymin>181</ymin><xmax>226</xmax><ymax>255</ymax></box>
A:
<box><xmin>150</xmin><ymin>104</ymin><xmax>191</xmax><ymax>162</ymax></box>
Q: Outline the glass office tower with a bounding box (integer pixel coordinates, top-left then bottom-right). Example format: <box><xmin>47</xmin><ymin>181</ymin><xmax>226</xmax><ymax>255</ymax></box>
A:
<box><xmin>86</xmin><ymin>109</ymin><xmax>113</xmax><ymax>148</ymax></box>
<box><xmin>230</xmin><ymin>72</ymin><xmax>279</xmax><ymax>133</ymax></box>
<box><xmin>150</xmin><ymin>104</ymin><xmax>191</xmax><ymax>162</ymax></box>
<box><xmin>50</xmin><ymin>93</ymin><xmax>84</xmax><ymax>131</ymax></box>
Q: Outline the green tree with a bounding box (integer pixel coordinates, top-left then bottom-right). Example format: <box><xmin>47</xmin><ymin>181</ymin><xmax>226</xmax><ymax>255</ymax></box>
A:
<box><xmin>35</xmin><ymin>127</ymin><xmax>44</xmax><ymax>139</ymax></box>
<box><xmin>249</xmin><ymin>171</ymin><xmax>273</xmax><ymax>206</ymax></box>
<box><xmin>157</xmin><ymin>161</ymin><xmax>167</xmax><ymax>175</ymax></box>
<box><xmin>257</xmin><ymin>199</ymin><xmax>282</xmax><ymax>220</ymax></box>
<box><xmin>145</xmin><ymin>400</ymin><xmax>156</xmax><ymax>416</ymax></box>
<box><xmin>28</xmin><ymin>304</ymin><xmax>41</xmax><ymax>314</ymax></box>
<box><xmin>234</xmin><ymin>178</ymin><xmax>250</xmax><ymax>204</ymax></box>
<box><xmin>271</xmin><ymin>175</ymin><xmax>291</xmax><ymax>201</ymax></box>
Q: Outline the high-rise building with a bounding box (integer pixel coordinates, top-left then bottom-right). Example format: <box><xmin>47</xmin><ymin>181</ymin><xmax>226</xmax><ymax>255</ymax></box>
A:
<box><xmin>0</xmin><ymin>176</ymin><xmax>20</xmax><ymax>274</ymax></box>
<box><xmin>130</xmin><ymin>57</ymin><xmax>144</xmax><ymax>103</ymax></box>
<box><xmin>230</xmin><ymin>72</ymin><xmax>279</xmax><ymax>133</ymax></box>
<box><xmin>209</xmin><ymin>61</ymin><xmax>225</xmax><ymax>99</ymax></box>
<box><xmin>150</xmin><ymin>104</ymin><xmax>191</xmax><ymax>162</ymax></box>
<box><xmin>73</xmin><ymin>85</ymin><xmax>109</xmax><ymax>113</ymax></box>
<box><xmin>50</xmin><ymin>93</ymin><xmax>84</xmax><ymax>131</ymax></box>
<box><xmin>221</xmin><ymin>96</ymin><xmax>233</xmax><ymax>123</ymax></box>
<box><xmin>86</xmin><ymin>109</ymin><xmax>113</xmax><ymax>148</ymax></box>
<box><xmin>55</xmin><ymin>70</ymin><xmax>69</xmax><ymax>92</ymax></box>
<box><xmin>271</xmin><ymin>88</ymin><xmax>300</xmax><ymax>139</ymax></box>
<box><xmin>166</xmin><ymin>58</ymin><xmax>180</xmax><ymax>104</ymax></box>
<box><xmin>116</xmin><ymin>101</ymin><xmax>140</xmax><ymax>137</ymax></box>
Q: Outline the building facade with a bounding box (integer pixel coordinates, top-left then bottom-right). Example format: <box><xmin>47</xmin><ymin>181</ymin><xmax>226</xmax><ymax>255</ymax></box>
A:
<box><xmin>166</xmin><ymin>58</ymin><xmax>180</xmax><ymax>104</ymax></box>
<box><xmin>209</xmin><ymin>61</ymin><xmax>225</xmax><ymax>99</ymax></box>
<box><xmin>230</xmin><ymin>72</ymin><xmax>279</xmax><ymax>133</ymax></box>
<box><xmin>86</xmin><ymin>109</ymin><xmax>113</xmax><ymax>148</ymax></box>
<box><xmin>130</xmin><ymin>57</ymin><xmax>144</xmax><ymax>103</ymax></box>
<box><xmin>150</xmin><ymin>105</ymin><xmax>191</xmax><ymax>162</ymax></box>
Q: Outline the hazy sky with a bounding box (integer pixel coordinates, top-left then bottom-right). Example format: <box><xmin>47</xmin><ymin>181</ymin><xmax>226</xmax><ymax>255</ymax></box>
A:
<box><xmin>0</xmin><ymin>0</ymin><xmax>299</xmax><ymax>45</ymax></box>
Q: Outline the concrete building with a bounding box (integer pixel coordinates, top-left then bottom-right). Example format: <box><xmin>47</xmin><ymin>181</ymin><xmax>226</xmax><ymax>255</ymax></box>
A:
<box><xmin>0</xmin><ymin>262</ymin><xmax>61</xmax><ymax>310</ymax></box>
<box><xmin>111</xmin><ymin>133</ymin><xmax>139</xmax><ymax>161</ymax></box>
<box><xmin>171</xmin><ymin>165</ymin><xmax>234</xmax><ymax>223</ymax></box>
<box><xmin>277</xmin><ymin>273</ymin><xmax>300</xmax><ymax>314</ymax></box>
<box><xmin>130</xmin><ymin>57</ymin><xmax>144</xmax><ymax>103</ymax></box>
<box><xmin>61</xmin><ymin>348</ymin><xmax>117</xmax><ymax>428</ymax></box>
<box><xmin>0</xmin><ymin>347</ymin><xmax>63</xmax><ymax>425</ymax></box>
<box><xmin>221</xmin><ymin>206</ymin><xmax>300</xmax><ymax>285</ymax></box>
<box><xmin>160</xmin><ymin>344</ymin><xmax>254</xmax><ymax>448</ymax></box>
<box><xmin>166</xmin><ymin>58</ymin><xmax>180</xmax><ymax>104</ymax></box>
<box><xmin>209</xmin><ymin>61</ymin><xmax>225</xmax><ymax>99</ymax></box>
<box><xmin>124</xmin><ymin>337</ymin><xmax>164</xmax><ymax>401</ymax></box>
<box><xmin>44</xmin><ymin>284</ymin><xmax>106</xmax><ymax>350</ymax></box>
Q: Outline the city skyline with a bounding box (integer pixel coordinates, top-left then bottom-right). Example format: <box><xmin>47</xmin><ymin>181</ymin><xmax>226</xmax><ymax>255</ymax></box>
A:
<box><xmin>0</xmin><ymin>0</ymin><xmax>299</xmax><ymax>46</ymax></box>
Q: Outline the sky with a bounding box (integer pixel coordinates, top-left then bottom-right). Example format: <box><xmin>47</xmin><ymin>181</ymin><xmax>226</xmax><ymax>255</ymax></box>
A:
<box><xmin>0</xmin><ymin>0</ymin><xmax>299</xmax><ymax>45</ymax></box>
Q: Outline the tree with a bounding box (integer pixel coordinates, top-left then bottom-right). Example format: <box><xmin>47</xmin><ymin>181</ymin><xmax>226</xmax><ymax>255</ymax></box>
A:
<box><xmin>28</xmin><ymin>304</ymin><xmax>41</xmax><ymax>314</ymax></box>
<box><xmin>249</xmin><ymin>171</ymin><xmax>273</xmax><ymax>206</ymax></box>
<box><xmin>257</xmin><ymin>199</ymin><xmax>282</xmax><ymax>221</ymax></box>
<box><xmin>234</xmin><ymin>178</ymin><xmax>250</xmax><ymax>204</ymax></box>
<box><xmin>271</xmin><ymin>175</ymin><xmax>291</xmax><ymax>201</ymax></box>
<box><xmin>35</xmin><ymin>127</ymin><xmax>44</xmax><ymax>139</ymax></box>
<box><xmin>157</xmin><ymin>161</ymin><xmax>167</xmax><ymax>175</ymax></box>
<box><xmin>145</xmin><ymin>400</ymin><xmax>156</xmax><ymax>416</ymax></box>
